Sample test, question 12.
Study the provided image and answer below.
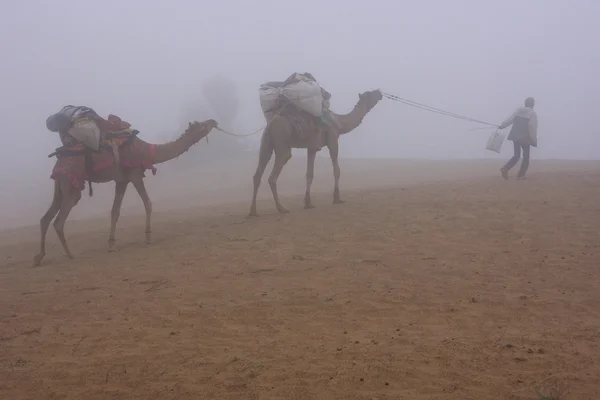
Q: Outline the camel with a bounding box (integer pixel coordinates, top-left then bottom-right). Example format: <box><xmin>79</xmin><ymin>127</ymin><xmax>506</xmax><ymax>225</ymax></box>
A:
<box><xmin>249</xmin><ymin>89</ymin><xmax>383</xmax><ymax>216</ymax></box>
<box><xmin>34</xmin><ymin>119</ymin><xmax>217</xmax><ymax>266</ymax></box>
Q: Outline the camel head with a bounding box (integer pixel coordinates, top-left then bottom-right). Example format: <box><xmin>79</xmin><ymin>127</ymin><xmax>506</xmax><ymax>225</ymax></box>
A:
<box><xmin>186</xmin><ymin>119</ymin><xmax>218</xmax><ymax>134</ymax></box>
<box><xmin>358</xmin><ymin>90</ymin><xmax>383</xmax><ymax>113</ymax></box>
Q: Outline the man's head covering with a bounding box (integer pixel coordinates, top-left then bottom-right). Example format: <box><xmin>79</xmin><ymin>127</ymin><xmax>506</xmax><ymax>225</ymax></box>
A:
<box><xmin>524</xmin><ymin>97</ymin><xmax>535</xmax><ymax>108</ymax></box>
<box><xmin>46</xmin><ymin>113</ymin><xmax>71</xmax><ymax>132</ymax></box>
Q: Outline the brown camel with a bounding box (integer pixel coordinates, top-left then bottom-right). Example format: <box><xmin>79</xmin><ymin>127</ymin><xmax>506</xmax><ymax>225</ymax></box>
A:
<box><xmin>34</xmin><ymin>119</ymin><xmax>217</xmax><ymax>266</ymax></box>
<box><xmin>249</xmin><ymin>89</ymin><xmax>383</xmax><ymax>216</ymax></box>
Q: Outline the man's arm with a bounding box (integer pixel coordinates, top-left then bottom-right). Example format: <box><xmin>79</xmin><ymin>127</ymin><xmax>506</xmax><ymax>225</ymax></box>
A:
<box><xmin>498</xmin><ymin>110</ymin><xmax>516</xmax><ymax>129</ymax></box>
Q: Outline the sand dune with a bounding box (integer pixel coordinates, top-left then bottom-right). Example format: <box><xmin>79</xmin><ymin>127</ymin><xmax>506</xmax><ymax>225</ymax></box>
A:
<box><xmin>1</xmin><ymin>159</ymin><xmax>599</xmax><ymax>399</ymax></box>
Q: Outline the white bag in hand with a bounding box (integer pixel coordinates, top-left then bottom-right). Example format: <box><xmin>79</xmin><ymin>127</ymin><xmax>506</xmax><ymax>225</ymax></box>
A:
<box><xmin>485</xmin><ymin>129</ymin><xmax>506</xmax><ymax>153</ymax></box>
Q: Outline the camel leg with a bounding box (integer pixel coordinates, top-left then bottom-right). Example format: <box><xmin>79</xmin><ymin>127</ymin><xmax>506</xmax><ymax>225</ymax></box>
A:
<box><xmin>249</xmin><ymin>133</ymin><xmax>274</xmax><ymax>217</ymax></box>
<box><xmin>108</xmin><ymin>181</ymin><xmax>129</xmax><ymax>252</ymax></box>
<box><xmin>53</xmin><ymin>181</ymin><xmax>82</xmax><ymax>260</ymax></box>
<box><xmin>328</xmin><ymin>139</ymin><xmax>345</xmax><ymax>204</ymax></box>
<box><xmin>304</xmin><ymin>149</ymin><xmax>317</xmax><ymax>209</ymax></box>
<box><xmin>34</xmin><ymin>181</ymin><xmax>62</xmax><ymax>266</ymax></box>
<box><xmin>130</xmin><ymin>172</ymin><xmax>152</xmax><ymax>244</ymax></box>
<box><xmin>268</xmin><ymin>148</ymin><xmax>292</xmax><ymax>214</ymax></box>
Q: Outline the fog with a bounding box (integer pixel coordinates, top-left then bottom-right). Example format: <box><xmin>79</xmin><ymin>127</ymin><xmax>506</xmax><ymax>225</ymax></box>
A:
<box><xmin>1</xmin><ymin>0</ymin><xmax>599</xmax><ymax>230</ymax></box>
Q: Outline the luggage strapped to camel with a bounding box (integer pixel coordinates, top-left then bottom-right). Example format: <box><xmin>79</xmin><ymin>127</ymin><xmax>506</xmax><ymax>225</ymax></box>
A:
<box><xmin>46</xmin><ymin>106</ymin><xmax>139</xmax><ymax>196</ymax></box>
<box><xmin>258</xmin><ymin>73</ymin><xmax>339</xmax><ymax>130</ymax></box>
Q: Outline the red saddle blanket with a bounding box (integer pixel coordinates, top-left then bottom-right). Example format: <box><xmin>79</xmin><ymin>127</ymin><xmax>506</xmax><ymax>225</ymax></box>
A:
<box><xmin>50</xmin><ymin>115</ymin><xmax>157</xmax><ymax>191</ymax></box>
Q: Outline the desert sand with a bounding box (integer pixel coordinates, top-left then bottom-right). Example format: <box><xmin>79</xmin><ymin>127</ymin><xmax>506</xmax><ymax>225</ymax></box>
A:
<box><xmin>1</xmin><ymin>157</ymin><xmax>599</xmax><ymax>399</ymax></box>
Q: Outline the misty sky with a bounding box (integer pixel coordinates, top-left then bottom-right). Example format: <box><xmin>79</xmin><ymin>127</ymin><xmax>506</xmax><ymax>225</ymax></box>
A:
<box><xmin>1</xmin><ymin>0</ymin><xmax>598</xmax><ymax>187</ymax></box>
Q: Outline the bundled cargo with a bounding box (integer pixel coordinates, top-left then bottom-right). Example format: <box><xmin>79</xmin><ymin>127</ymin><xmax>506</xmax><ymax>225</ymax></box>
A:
<box><xmin>259</xmin><ymin>73</ymin><xmax>331</xmax><ymax>122</ymax></box>
<box><xmin>46</xmin><ymin>105</ymin><xmax>102</xmax><ymax>150</ymax></box>
<box><xmin>46</xmin><ymin>106</ymin><xmax>133</xmax><ymax>150</ymax></box>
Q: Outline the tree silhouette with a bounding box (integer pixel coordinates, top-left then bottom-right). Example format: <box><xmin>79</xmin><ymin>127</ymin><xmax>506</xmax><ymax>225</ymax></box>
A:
<box><xmin>202</xmin><ymin>75</ymin><xmax>239</xmax><ymax>130</ymax></box>
<box><xmin>172</xmin><ymin>76</ymin><xmax>248</xmax><ymax>168</ymax></box>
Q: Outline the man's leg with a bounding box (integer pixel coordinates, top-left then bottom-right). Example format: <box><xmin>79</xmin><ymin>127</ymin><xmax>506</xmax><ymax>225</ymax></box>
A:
<box><xmin>501</xmin><ymin>142</ymin><xmax>521</xmax><ymax>179</ymax></box>
<box><xmin>518</xmin><ymin>144</ymin><xmax>530</xmax><ymax>178</ymax></box>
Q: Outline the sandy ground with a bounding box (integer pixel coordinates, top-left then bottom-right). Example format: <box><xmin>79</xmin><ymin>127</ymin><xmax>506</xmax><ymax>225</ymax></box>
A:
<box><xmin>1</xmin><ymin>158</ymin><xmax>600</xmax><ymax>399</ymax></box>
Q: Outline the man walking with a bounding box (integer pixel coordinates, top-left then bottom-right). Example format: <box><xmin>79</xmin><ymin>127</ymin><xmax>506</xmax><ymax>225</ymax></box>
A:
<box><xmin>499</xmin><ymin>97</ymin><xmax>538</xmax><ymax>180</ymax></box>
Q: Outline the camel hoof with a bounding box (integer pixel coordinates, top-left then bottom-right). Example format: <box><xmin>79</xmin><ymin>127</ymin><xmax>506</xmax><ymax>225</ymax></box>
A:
<box><xmin>333</xmin><ymin>199</ymin><xmax>346</xmax><ymax>205</ymax></box>
<box><xmin>277</xmin><ymin>208</ymin><xmax>290</xmax><ymax>214</ymax></box>
<box><xmin>33</xmin><ymin>253</ymin><xmax>44</xmax><ymax>267</ymax></box>
<box><xmin>248</xmin><ymin>211</ymin><xmax>259</xmax><ymax>218</ymax></box>
<box><xmin>304</xmin><ymin>204</ymin><xmax>316</xmax><ymax>210</ymax></box>
<box><xmin>108</xmin><ymin>247</ymin><xmax>118</xmax><ymax>253</ymax></box>
<box><xmin>145</xmin><ymin>234</ymin><xmax>152</xmax><ymax>244</ymax></box>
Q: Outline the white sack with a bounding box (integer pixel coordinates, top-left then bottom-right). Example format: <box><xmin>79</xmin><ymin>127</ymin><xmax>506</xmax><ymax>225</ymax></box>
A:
<box><xmin>259</xmin><ymin>85</ymin><xmax>283</xmax><ymax>114</ymax></box>
<box><xmin>259</xmin><ymin>79</ymin><xmax>325</xmax><ymax>119</ymax></box>
<box><xmin>68</xmin><ymin>118</ymin><xmax>101</xmax><ymax>151</ymax></box>
<box><xmin>485</xmin><ymin>129</ymin><xmax>506</xmax><ymax>154</ymax></box>
<box><xmin>281</xmin><ymin>80</ymin><xmax>324</xmax><ymax>117</ymax></box>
